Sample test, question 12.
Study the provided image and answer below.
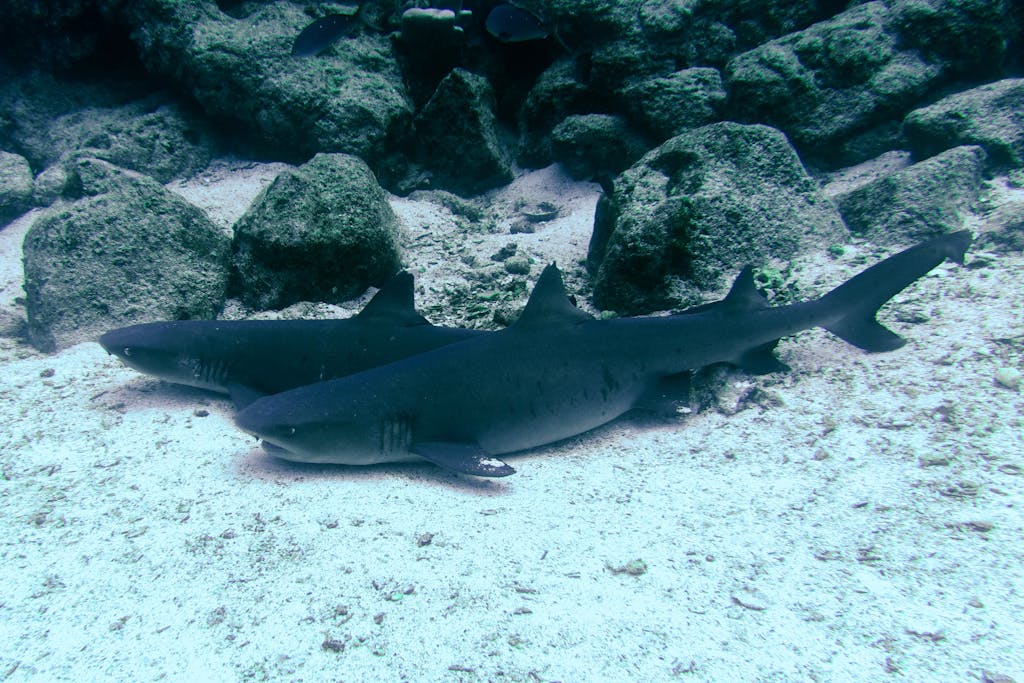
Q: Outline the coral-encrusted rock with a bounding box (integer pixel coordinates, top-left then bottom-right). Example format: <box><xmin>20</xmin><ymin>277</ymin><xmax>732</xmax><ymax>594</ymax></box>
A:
<box><xmin>725</xmin><ymin>0</ymin><xmax>1015</xmax><ymax>166</ymax></box>
<box><xmin>835</xmin><ymin>145</ymin><xmax>987</xmax><ymax>244</ymax></box>
<box><xmin>589</xmin><ymin>122</ymin><xmax>846</xmax><ymax>314</ymax></box>
<box><xmin>903</xmin><ymin>79</ymin><xmax>1024</xmax><ymax>169</ymax></box>
<box><xmin>414</xmin><ymin>69</ymin><xmax>513</xmax><ymax>196</ymax></box>
<box><xmin>231</xmin><ymin>153</ymin><xmax>401</xmax><ymax>310</ymax></box>
<box><xmin>0</xmin><ymin>70</ymin><xmax>213</xmax><ymax>185</ymax></box>
<box><xmin>550</xmin><ymin>114</ymin><xmax>647</xmax><ymax>180</ymax></box>
<box><xmin>117</xmin><ymin>0</ymin><xmax>412</xmax><ymax>165</ymax></box>
<box><xmin>22</xmin><ymin>158</ymin><xmax>230</xmax><ymax>352</ymax></box>
<box><xmin>0</xmin><ymin>151</ymin><xmax>34</xmax><ymax>224</ymax></box>
<box><xmin>618</xmin><ymin>68</ymin><xmax>726</xmax><ymax>141</ymax></box>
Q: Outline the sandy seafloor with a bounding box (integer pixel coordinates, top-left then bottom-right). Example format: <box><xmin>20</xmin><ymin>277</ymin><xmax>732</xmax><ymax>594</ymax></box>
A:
<box><xmin>0</xmin><ymin>162</ymin><xmax>1022</xmax><ymax>682</ymax></box>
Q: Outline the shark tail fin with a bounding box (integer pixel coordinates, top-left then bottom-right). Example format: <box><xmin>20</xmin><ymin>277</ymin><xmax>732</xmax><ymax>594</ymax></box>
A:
<box><xmin>819</xmin><ymin>231</ymin><xmax>972</xmax><ymax>352</ymax></box>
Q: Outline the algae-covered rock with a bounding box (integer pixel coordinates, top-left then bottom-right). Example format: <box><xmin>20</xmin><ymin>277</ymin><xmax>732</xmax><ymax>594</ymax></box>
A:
<box><xmin>725</xmin><ymin>2</ymin><xmax>939</xmax><ymax>159</ymax></box>
<box><xmin>590</xmin><ymin>122</ymin><xmax>846</xmax><ymax>314</ymax></box>
<box><xmin>231</xmin><ymin>153</ymin><xmax>401</xmax><ymax>310</ymax></box>
<box><xmin>0</xmin><ymin>151</ymin><xmax>34</xmax><ymax>224</ymax></box>
<box><xmin>618</xmin><ymin>68</ymin><xmax>727</xmax><ymax>141</ymax></box>
<box><xmin>517</xmin><ymin>58</ymin><xmax>595</xmax><ymax>167</ymax></box>
<box><xmin>414</xmin><ymin>69</ymin><xmax>513</xmax><ymax>197</ymax></box>
<box><xmin>836</xmin><ymin>145</ymin><xmax>988</xmax><ymax>244</ymax></box>
<box><xmin>550</xmin><ymin>114</ymin><xmax>647</xmax><ymax>180</ymax></box>
<box><xmin>22</xmin><ymin>158</ymin><xmax>231</xmax><ymax>352</ymax></box>
<box><xmin>0</xmin><ymin>70</ymin><xmax>213</xmax><ymax>185</ymax></box>
<box><xmin>903</xmin><ymin>79</ymin><xmax>1024</xmax><ymax>169</ymax></box>
<box><xmin>725</xmin><ymin>0</ymin><xmax>1015</xmax><ymax>165</ymax></box>
<box><xmin>118</xmin><ymin>1</ymin><xmax>412</xmax><ymax>165</ymax></box>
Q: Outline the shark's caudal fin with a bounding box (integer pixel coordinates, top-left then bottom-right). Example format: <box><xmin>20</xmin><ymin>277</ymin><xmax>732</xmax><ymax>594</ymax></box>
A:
<box><xmin>819</xmin><ymin>231</ymin><xmax>972</xmax><ymax>352</ymax></box>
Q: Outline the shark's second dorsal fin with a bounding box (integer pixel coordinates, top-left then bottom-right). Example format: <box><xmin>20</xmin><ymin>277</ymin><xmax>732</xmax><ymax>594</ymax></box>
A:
<box><xmin>357</xmin><ymin>271</ymin><xmax>430</xmax><ymax>326</ymax></box>
<box><xmin>516</xmin><ymin>263</ymin><xmax>594</xmax><ymax>327</ymax></box>
<box><xmin>676</xmin><ymin>266</ymin><xmax>769</xmax><ymax>316</ymax></box>
<box><xmin>721</xmin><ymin>266</ymin><xmax>769</xmax><ymax>311</ymax></box>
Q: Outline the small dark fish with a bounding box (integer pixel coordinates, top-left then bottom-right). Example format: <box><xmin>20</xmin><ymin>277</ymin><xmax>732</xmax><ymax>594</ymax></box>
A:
<box><xmin>485</xmin><ymin>4</ymin><xmax>548</xmax><ymax>43</ymax></box>
<box><xmin>292</xmin><ymin>13</ymin><xmax>358</xmax><ymax>57</ymax></box>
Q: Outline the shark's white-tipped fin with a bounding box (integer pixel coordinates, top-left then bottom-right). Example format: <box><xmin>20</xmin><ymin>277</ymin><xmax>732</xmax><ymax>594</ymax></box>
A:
<box><xmin>357</xmin><ymin>271</ymin><xmax>430</xmax><ymax>326</ymax></box>
<box><xmin>516</xmin><ymin>263</ymin><xmax>593</xmax><ymax>327</ymax></box>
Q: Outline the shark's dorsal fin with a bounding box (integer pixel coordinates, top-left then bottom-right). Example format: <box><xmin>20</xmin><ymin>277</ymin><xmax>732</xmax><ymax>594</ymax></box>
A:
<box><xmin>676</xmin><ymin>266</ymin><xmax>769</xmax><ymax>316</ymax></box>
<box><xmin>516</xmin><ymin>263</ymin><xmax>593</xmax><ymax>327</ymax></box>
<box><xmin>357</xmin><ymin>271</ymin><xmax>430</xmax><ymax>326</ymax></box>
<box><xmin>721</xmin><ymin>266</ymin><xmax>769</xmax><ymax>311</ymax></box>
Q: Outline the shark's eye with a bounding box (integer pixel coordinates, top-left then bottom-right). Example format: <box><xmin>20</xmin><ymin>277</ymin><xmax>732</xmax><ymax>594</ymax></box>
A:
<box><xmin>123</xmin><ymin>347</ymin><xmax>133</xmax><ymax>357</ymax></box>
<box><xmin>287</xmin><ymin>426</ymin><xmax>297</xmax><ymax>436</ymax></box>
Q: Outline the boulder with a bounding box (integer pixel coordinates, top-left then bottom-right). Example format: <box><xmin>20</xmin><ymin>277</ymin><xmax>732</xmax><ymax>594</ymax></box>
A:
<box><xmin>0</xmin><ymin>151</ymin><xmax>33</xmax><ymax>224</ymax></box>
<box><xmin>0</xmin><ymin>70</ymin><xmax>212</xmax><ymax>185</ymax></box>
<box><xmin>22</xmin><ymin>158</ymin><xmax>230</xmax><ymax>351</ymax></box>
<box><xmin>231</xmin><ymin>153</ymin><xmax>401</xmax><ymax>310</ymax></box>
<box><xmin>116</xmin><ymin>0</ymin><xmax>412</xmax><ymax>166</ymax></box>
<box><xmin>589</xmin><ymin>122</ymin><xmax>846</xmax><ymax>314</ymax></box>
<box><xmin>835</xmin><ymin>145</ymin><xmax>987</xmax><ymax>244</ymax></box>
<box><xmin>903</xmin><ymin>78</ymin><xmax>1024</xmax><ymax>169</ymax></box>
<box><xmin>618</xmin><ymin>68</ymin><xmax>727</xmax><ymax>141</ymax></box>
<box><xmin>414</xmin><ymin>69</ymin><xmax>514</xmax><ymax>196</ymax></box>
<box><xmin>550</xmin><ymin>114</ymin><xmax>648</xmax><ymax>180</ymax></box>
<box><xmin>725</xmin><ymin>0</ymin><xmax>1015</xmax><ymax>166</ymax></box>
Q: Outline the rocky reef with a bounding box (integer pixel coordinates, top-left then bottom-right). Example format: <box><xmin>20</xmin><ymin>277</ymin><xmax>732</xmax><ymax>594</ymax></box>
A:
<box><xmin>0</xmin><ymin>0</ymin><xmax>1021</xmax><ymax>349</ymax></box>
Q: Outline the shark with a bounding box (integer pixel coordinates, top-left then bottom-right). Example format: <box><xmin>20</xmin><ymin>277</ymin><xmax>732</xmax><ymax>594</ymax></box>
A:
<box><xmin>98</xmin><ymin>271</ymin><xmax>485</xmax><ymax>408</ymax></box>
<box><xmin>233</xmin><ymin>231</ymin><xmax>972</xmax><ymax>477</ymax></box>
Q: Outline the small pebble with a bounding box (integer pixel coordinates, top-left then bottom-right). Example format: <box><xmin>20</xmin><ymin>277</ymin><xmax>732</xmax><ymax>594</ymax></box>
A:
<box><xmin>995</xmin><ymin>367</ymin><xmax>1021</xmax><ymax>390</ymax></box>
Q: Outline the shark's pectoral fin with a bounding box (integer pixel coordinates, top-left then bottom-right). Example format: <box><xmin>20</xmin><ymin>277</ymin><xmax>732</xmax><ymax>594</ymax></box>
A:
<box><xmin>227</xmin><ymin>382</ymin><xmax>268</xmax><ymax>410</ymax></box>
<box><xmin>635</xmin><ymin>372</ymin><xmax>692</xmax><ymax>415</ymax></box>
<box><xmin>412</xmin><ymin>442</ymin><xmax>515</xmax><ymax>477</ymax></box>
<box><xmin>733</xmin><ymin>341</ymin><xmax>790</xmax><ymax>374</ymax></box>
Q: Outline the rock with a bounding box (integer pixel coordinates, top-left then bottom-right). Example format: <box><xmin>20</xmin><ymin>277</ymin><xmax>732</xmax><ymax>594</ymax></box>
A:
<box><xmin>618</xmin><ymin>68</ymin><xmax>727</xmax><ymax>140</ymax></box>
<box><xmin>0</xmin><ymin>70</ymin><xmax>213</xmax><ymax>185</ymax></box>
<box><xmin>415</xmin><ymin>69</ymin><xmax>513</xmax><ymax>196</ymax></box>
<box><xmin>977</xmin><ymin>200</ymin><xmax>1024</xmax><ymax>254</ymax></box>
<box><xmin>589</xmin><ymin>122</ymin><xmax>846</xmax><ymax>314</ymax></box>
<box><xmin>116</xmin><ymin>1</ymin><xmax>412</xmax><ymax>166</ymax></box>
<box><xmin>231</xmin><ymin>153</ymin><xmax>401</xmax><ymax>310</ymax></box>
<box><xmin>835</xmin><ymin>145</ymin><xmax>987</xmax><ymax>244</ymax></box>
<box><xmin>725</xmin><ymin>2</ymin><xmax>940</xmax><ymax>163</ymax></box>
<box><xmin>0</xmin><ymin>151</ymin><xmax>34</xmax><ymax>224</ymax></box>
<box><xmin>903</xmin><ymin>79</ymin><xmax>1024</xmax><ymax>169</ymax></box>
<box><xmin>890</xmin><ymin>0</ymin><xmax>1015</xmax><ymax>80</ymax></box>
<box><xmin>394</xmin><ymin>8</ymin><xmax>470</xmax><ymax>107</ymax></box>
<box><xmin>550</xmin><ymin>114</ymin><xmax>647</xmax><ymax>180</ymax></box>
<box><xmin>517</xmin><ymin>58</ymin><xmax>594</xmax><ymax>167</ymax></box>
<box><xmin>724</xmin><ymin>0</ymin><xmax>1015</xmax><ymax>167</ymax></box>
<box><xmin>22</xmin><ymin>158</ymin><xmax>230</xmax><ymax>352</ymax></box>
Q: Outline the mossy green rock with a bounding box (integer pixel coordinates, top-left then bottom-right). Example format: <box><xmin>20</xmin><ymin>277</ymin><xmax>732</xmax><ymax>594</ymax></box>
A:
<box><xmin>836</xmin><ymin>145</ymin><xmax>988</xmax><ymax>244</ymax></box>
<box><xmin>22</xmin><ymin>158</ymin><xmax>230</xmax><ymax>352</ymax></box>
<box><xmin>0</xmin><ymin>151</ymin><xmax>34</xmax><ymax>223</ymax></box>
<box><xmin>551</xmin><ymin>114</ymin><xmax>647</xmax><ymax>180</ymax></box>
<box><xmin>119</xmin><ymin>0</ymin><xmax>412</xmax><ymax>164</ymax></box>
<box><xmin>618</xmin><ymin>68</ymin><xmax>726</xmax><ymax>141</ymax></box>
<box><xmin>903</xmin><ymin>78</ymin><xmax>1024</xmax><ymax>169</ymax></box>
<box><xmin>590</xmin><ymin>122</ymin><xmax>846</xmax><ymax>314</ymax></box>
<box><xmin>414</xmin><ymin>69</ymin><xmax>513</xmax><ymax>197</ymax></box>
<box><xmin>725</xmin><ymin>0</ymin><xmax>1014</xmax><ymax>165</ymax></box>
<box><xmin>231</xmin><ymin>153</ymin><xmax>401</xmax><ymax>310</ymax></box>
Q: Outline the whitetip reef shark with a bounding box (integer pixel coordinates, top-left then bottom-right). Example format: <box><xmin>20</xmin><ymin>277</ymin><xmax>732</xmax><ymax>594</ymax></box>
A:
<box><xmin>99</xmin><ymin>271</ymin><xmax>484</xmax><ymax>408</ymax></box>
<box><xmin>233</xmin><ymin>231</ymin><xmax>972</xmax><ymax>477</ymax></box>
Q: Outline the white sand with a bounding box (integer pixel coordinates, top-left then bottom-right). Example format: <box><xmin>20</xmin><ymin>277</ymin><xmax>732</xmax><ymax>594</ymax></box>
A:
<box><xmin>1</xmin><ymin>162</ymin><xmax>1022</xmax><ymax>682</ymax></box>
